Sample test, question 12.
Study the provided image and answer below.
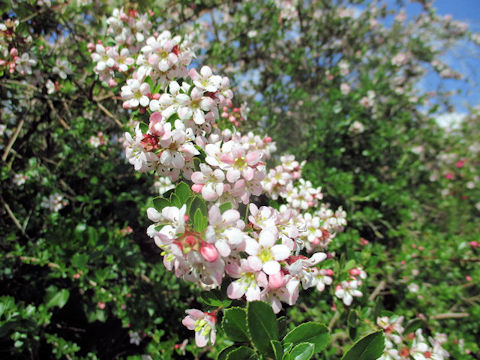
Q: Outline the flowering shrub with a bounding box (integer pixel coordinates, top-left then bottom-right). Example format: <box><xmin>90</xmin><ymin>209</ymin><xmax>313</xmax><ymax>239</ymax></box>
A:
<box><xmin>0</xmin><ymin>1</ymin><xmax>479</xmax><ymax>359</ymax></box>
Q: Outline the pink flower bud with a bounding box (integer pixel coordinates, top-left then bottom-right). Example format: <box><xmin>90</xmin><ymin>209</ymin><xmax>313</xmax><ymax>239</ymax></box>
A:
<box><xmin>466</xmin><ymin>275</ymin><xmax>472</xmax><ymax>281</ymax></box>
<box><xmin>108</xmin><ymin>79</ymin><xmax>117</xmax><ymax>87</ymax></box>
<box><xmin>349</xmin><ymin>269</ymin><xmax>361</xmax><ymax>276</ymax></box>
<box><xmin>269</xmin><ymin>271</ymin><xmax>286</xmax><ymax>289</ymax></box>
<box><xmin>263</xmin><ymin>136</ymin><xmax>272</xmax><ymax>143</ymax></box>
<box><xmin>200</xmin><ymin>243</ymin><xmax>219</xmax><ymax>262</ymax></box>
<box><xmin>468</xmin><ymin>241</ymin><xmax>478</xmax><ymax>248</ymax></box>
<box><xmin>445</xmin><ymin>172</ymin><xmax>454</xmax><ymax>180</ymax></box>
<box><xmin>151</xmin><ymin>93</ymin><xmax>161</xmax><ymax>100</ymax></box>
<box><xmin>98</xmin><ymin>302</ymin><xmax>106</xmax><ymax>309</ymax></box>
<box><xmin>87</xmin><ymin>42</ymin><xmax>95</xmax><ymax>52</ymax></box>
<box><xmin>149</xmin><ymin>113</ymin><xmax>164</xmax><ymax>136</ymax></box>
<box><xmin>192</xmin><ymin>184</ymin><xmax>203</xmax><ymax>193</ymax></box>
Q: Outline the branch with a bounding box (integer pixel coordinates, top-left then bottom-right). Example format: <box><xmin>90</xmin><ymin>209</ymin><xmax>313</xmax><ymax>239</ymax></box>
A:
<box><xmin>2</xmin><ymin>118</ymin><xmax>24</xmax><ymax>162</ymax></box>
<box><xmin>1</xmin><ymin>196</ymin><xmax>31</xmax><ymax>240</ymax></box>
<box><xmin>96</xmin><ymin>101</ymin><xmax>123</xmax><ymax>128</ymax></box>
<box><xmin>430</xmin><ymin>312</ymin><xmax>469</xmax><ymax>320</ymax></box>
<box><xmin>368</xmin><ymin>280</ymin><xmax>386</xmax><ymax>302</ymax></box>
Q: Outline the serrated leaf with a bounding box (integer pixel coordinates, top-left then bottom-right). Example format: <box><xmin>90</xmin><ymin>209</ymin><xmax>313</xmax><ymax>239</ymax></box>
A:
<box><xmin>222</xmin><ymin>307</ymin><xmax>249</xmax><ymax>342</ymax></box>
<box><xmin>219</xmin><ymin>202</ymin><xmax>233</xmax><ymax>213</ymax></box>
<box><xmin>247</xmin><ymin>301</ymin><xmax>278</xmax><ymax>358</ymax></box>
<box><xmin>271</xmin><ymin>340</ymin><xmax>284</xmax><ymax>360</ymax></box>
<box><xmin>289</xmin><ymin>342</ymin><xmax>315</xmax><ymax>360</ymax></box>
<box><xmin>341</xmin><ymin>330</ymin><xmax>385</xmax><ymax>360</ymax></box>
<box><xmin>217</xmin><ymin>346</ymin><xmax>236</xmax><ymax>360</ymax></box>
<box><xmin>175</xmin><ymin>182</ymin><xmax>191</xmax><ymax>203</ymax></box>
<box><xmin>190</xmin><ymin>196</ymin><xmax>207</xmax><ymax>217</ymax></box>
<box><xmin>282</xmin><ymin>322</ymin><xmax>330</xmax><ymax>354</ymax></box>
<box><xmin>45</xmin><ymin>287</ymin><xmax>70</xmax><ymax>309</ymax></box>
<box><xmin>170</xmin><ymin>193</ymin><xmax>182</xmax><ymax>207</ymax></box>
<box><xmin>404</xmin><ymin>319</ymin><xmax>424</xmax><ymax>334</ymax></box>
<box><xmin>226</xmin><ymin>346</ymin><xmax>256</xmax><ymax>360</ymax></box>
<box><xmin>153</xmin><ymin>196</ymin><xmax>170</xmax><ymax>211</ymax></box>
<box><xmin>194</xmin><ymin>208</ymin><xmax>208</xmax><ymax>232</ymax></box>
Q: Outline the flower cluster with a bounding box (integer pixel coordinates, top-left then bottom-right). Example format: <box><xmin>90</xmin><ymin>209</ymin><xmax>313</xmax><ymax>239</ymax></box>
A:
<box><xmin>94</xmin><ymin>8</ymin><xmax>365</xmax><ymax>348</ymax></box>
<box><xmin>1</xmin><ymin>19</ymin><xmax>37</xmax><ymax>75</ymax></box>
<box><xmin>377</xmin><ymin>316</ymin><xmax>450</xmax><ymax>360</ymax></box>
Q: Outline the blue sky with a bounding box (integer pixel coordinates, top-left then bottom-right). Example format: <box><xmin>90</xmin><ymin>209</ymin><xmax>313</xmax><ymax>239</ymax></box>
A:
<box><xmin>390</xmin><ymin>0</ymin><xmax>480</xmax><ymax>112</ymax></box>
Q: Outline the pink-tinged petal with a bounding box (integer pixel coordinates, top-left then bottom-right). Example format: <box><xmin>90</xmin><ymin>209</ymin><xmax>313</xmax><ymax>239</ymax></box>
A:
<box><xmin>195</xmin><ymin>332</ymin><xmax>208</xmax><ymax>347</ymax></box>
<box><xmin>259</xmin><ymin>229</ymin><xmax>276</xmax><ymax>247</ymax></box>
<box><xmin>263</xmin><ymin>261</ymin><xmax>280</xmax><ymax>275</ymax></box>
<box><xmin>191</xmin><ymin>171</ymin><xmax>206</xmax><ymax>184</ymax></box>
<box><xmin>149</xmin><ymin>112</ymin><xmax>162</xmax><ymax>123</ymax></box>
<box><xmin>191</xmin><ymin>184</ymin><xmax>203</xmax><ymax>193</ymax></box>
<box><xmin>247</xmin><ymin>255</ymin><xmax>262</xmax><ymax>271</ymax></box>
<box><xmin>222</xmin><ymin>209</ymin><xmax>240</xmax><ymax>224</ymax></box>
<box><xmin>269</xmin><ymin>272</ymin><xmax>286</xmax><ymax>289</ymax></box>
<box><xmin>215</xmin><ymin>182</ymin><xmax>224</xmax><ymax>197</ymax></box>
<box><xmin>185</xmin><ymin>309</ymin><xmax>204</xmax><ymax>319</ymax></box>
<box><xmin>227</xmin><ymin>168</ymin><xmax>241</xmax><ymax>183</ymax></box>
<box><xmin>172</xmin><ymin>152</ymin><xmax>185</xmax><ymax>169</ymax></box>
<box><xmin>256</xmin><ymin>271</ymin><xmax>269</xmax><ymax>287</ymax></box>
<box><xmin>227</xmin><ymin>281</ymin><xmax>246</xmax><ymax>299</ymax></box>
<box><xmin>208</xmin><ymin>205</ymin><xmax>221</xmax><ymax>225</ymax></box>
<box><xmin>271</xmin><ymin>245</ymin><xmax>290</xmax><ymax>261</ymax></box>
<box><xmin>215</xmin><ymin>240</ymin><xmax>231</xmax><ymax>257</ymax></box>
<box><xmin>202</xmin><ymin>183</ymin><xmax>219</xmax><ymax>201</ymax></box>
<box><xmin>270</xmin><ymin>297</ymin><xmax>282</xmax><ymax>314</ymax></box>
<box><xmin>182</xmin><ymin>316</ymin><xmax>196</xmax><ymax>330</ymax></box>
<box><xmin>193</xmin><ymin>109</ymin><xmax>205</xmax><ymax>125</ymax></box>
<box><xmin>220</xmin><ymin>153</ymin><xmax>235</xmax><ymax>165</ymax></box>
<box><xmin>147</xmin><ymin>207</ymin><xmax>162</xmax><ymax>222</ymax></box>
<box><xmin>246</xmin><ymin>151</ymin><xmax>262</xmax><ymax>165</ymax></box>
<box><xmin>210</xmin><ymin>329</ymin><xmax>216</xmax><ymax>345</ymax></box>
<box><xmin>245</xmin><ymin>285</ymin><xmax>261</xmax><ymax>301</ymax></box>
<box><xmin>242</xmin><ymin>167</ymin><xmax>255</xmax><ymax>181</ymax></box>
<box><xmin>189</xmin><ymin>68</ymin><xmax>200</xmax><ymax>81</ymax></box>
<box><xmin>245</xmin><ymin>239</ymin><xmax>260</xmax><ymax>256</ymax></box>
<box><xmin>200</xmin><ymin>66</ymin><xmax>212</xmax><ymax>77</ymax></box>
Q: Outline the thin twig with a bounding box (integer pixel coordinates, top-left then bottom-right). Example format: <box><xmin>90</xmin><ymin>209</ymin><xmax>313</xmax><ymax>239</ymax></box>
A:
<box><xmin>96</xmin><ymin>101</ymin><xmax>123</xmax><ymax>128</ymax></box>
<box><xmin>368</xmin><ymin>280</ymin><xmax>386</xmax><ymax>302</ymax></box>
<box><xmin>1</xmin><ymin>197</ymin><xmax>30</xmax><ymax>240</ymax></box>
<box><xmin>47</xmin><ymin>99</ymin><xmax>70</xmax><ymax>130</ymax></box>
<box><xmin>2</xmin><ymin>119</ymin><xmax>24</xmax><ymax>162</ymax></box>
<box><xmin>430</xmin><ymin>312</ymin><xmax>469</xmax><ymax>320</ymax></box>
<box><xmin>328</xmin><ymin>310</ymin><xmax>340</xmax><ymax>331</ymax></box>
<box><xmin>18</xmin><ymin>256</ymin><xmax>61</xmax><ymax>270</ymax></box>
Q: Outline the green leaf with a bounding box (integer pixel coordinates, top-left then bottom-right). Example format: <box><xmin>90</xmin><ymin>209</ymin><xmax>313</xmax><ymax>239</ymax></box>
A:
<box><xmin>190</xmin><ymin>196</ymin><xmax>207</xmax><ymax>217</ymax></box>
<box><xmin>289</xmin><ymin>342</ymin><xmax>315</xmax><ymax>360</ymax></box>
<box><xmin>193</xmin><ymin>208</ymin><xmax>208</xmax><ymax>232</ymax></box>
<box><xmin>278</xmin><ymin>316</ymin><xmax>287</xmax><ymax>338</ymax></box>
<box><xmin>219</xmin><ymin>202</ymin><xmax>233</xmax><ymax>213</ymax></box>
<box><xmin>198</xmin><ymin>290</ymin><xmax>232</xmax><ymax>307</ymax></box>
<box><xmin>226</xmin><ymin>346</ymin><xmax>256</xmax><ymax>360</ymax></box>
<box><xmin>175</xmin><ymin>182</ymin><xmax>191</xmax><ymax>203</ymax></box>
<box><xmin>139</xmin><ymin>122</ymin><xmax>149</xmax><ymax>133</ymax></box>
<box><xmin>153</xmin><ymin>196</ymin><xmax>170</xmax><ymax>211</ymax></box>
<box><xmin>247</xmin><ymin>301</ymin><xmax>278</xmax><ymax>358</ymax></box>
<box><xmin>222</xmin><ymin>307</ymin><xmax>249</xmax><ymax>342</ymax></box>
<box><xmin>170</xmin><ymin>193</ymin><xmax>182</xmax><ymax>207</ymax></box>
<box><xmin>271</xmin><ymin>340</ymin><xmax>284</xmax><ymax>360</ymax></box>
<box><xmin>217</xmin><ymin>346</ymin><xmax>236</xmax><ymax>360</ymax></box>
<box><xmin>404</xmin><ymin>319</ymin><xmax>424</xmax><ymax>334</ymax></box>
<box><xmin>45</xmin><ymin>287</ymin><xmax>70</xmax><ymax>309</ymax></box>
<box><xmin>341</xmin><ymin>330</ymin><xmax>385</xmax><ymax>360</ymax></box>
<box><xmin>283</xmin><ymin>322</ymin><xmax>330</xmax><ymax>354</ymax></box>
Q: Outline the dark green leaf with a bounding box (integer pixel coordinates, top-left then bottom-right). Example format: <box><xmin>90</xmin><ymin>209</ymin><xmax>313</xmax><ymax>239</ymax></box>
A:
<box><xmin>226</xmin><ymin>346</ymin><xmax>256</xmax><ymax>360</ymax></box>
<box><xmin>271</xmin><ymin>340</ymin><xmax>284</xmax><ymax>360</ymax></box>
<box><xmin>247</xmin><ymin>301</ymin><xmax>278</xmax><ymax>358</ymax></box>
<box><xmin>175</xmin><ymin>182</ymin><xmax>191</xmax><ymax>203</ymax></box>
<box><xmin>153</xmin><ymin>196</ymin><xmax>170</xmax><ymax>211</ymax></box>
<box><xmin>282</xmin><ymin>322</ymin><xmax>330</xmax><ymax>354</ymax></box>
<box><xmin>222</xmin><ymin>307</ymin><xmax>249</xmax><ymax>342</ymax></box>
<box><xmin>341</xmin><ymin>330</ymin><xmax>385</xmax><ymax>360</ymax></box>
<box><xmin>289</xmin><ymin>342</ymin><xmax>315</xmax><ymax>360</ymax></box>
<box><xmin>45</xmin><ymin>287</ymin><xmax>70</xmax><ymax>309</ymax></box>
<box><xmin>193</xmin><ymin>208</ymin><xmax>208</xmax><ymax>232</ymax></box>
<box><xmin>217</xmin><ymin>346</ymin><xmax>236</xmax><ymax>360</ymax></box>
